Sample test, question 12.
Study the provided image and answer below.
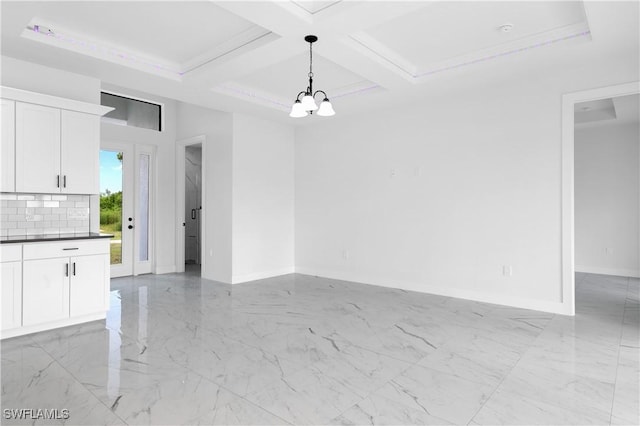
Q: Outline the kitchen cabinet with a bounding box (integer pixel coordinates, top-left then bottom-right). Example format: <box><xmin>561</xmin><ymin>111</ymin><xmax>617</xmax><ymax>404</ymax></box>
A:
<box><xmin>15</xmin><ymin>103</ymin><xmax>100</xmax><ymax>194</ymax></box>
<box><xmin>22</xmin><ymin>257</ymin><xmax>69</xmax><ymax>326</ymax></box>
<box><xmin>22</xmin><ymin>254</ymin><xmax>108</xmax><ymax>326</ymax></box>
<box><xmin>15</xmin><ymin>102</ymin><xmax>61</xmax><ymax>193</ymax></box>
<box><xmin>61</xmin><ymin>110</ymin><xmax>100</xmax><ymax>194</ymax></box>
<box><xmin>1</xmin><ymin>86</ymin><xmax>112</xmax><ymax>195</ymax></box>
<box><xmin>1</xmin><ymin>245</ymin><xmax>22</xmax><ymax>331</ymax></box>
<box><xmin>0</xmin><ymin>99</ymin><xmax>15</xmax><ymax>192</ymax></box>
<box><xmin>69</xmin><ymin>254</ymin><xmax>109</xmax><ymax>317</ymax></box>
<box><xmin>2</xmin><ymin>238</ymin><xmax>110</xmax><ymax>337</ymax></box>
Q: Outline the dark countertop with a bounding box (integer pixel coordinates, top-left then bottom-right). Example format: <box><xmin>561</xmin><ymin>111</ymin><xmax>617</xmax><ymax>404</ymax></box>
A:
<box><xmin>1</xmin><ymin>232</ymin><xmax>114</xmax><ymax>244</ymax></box>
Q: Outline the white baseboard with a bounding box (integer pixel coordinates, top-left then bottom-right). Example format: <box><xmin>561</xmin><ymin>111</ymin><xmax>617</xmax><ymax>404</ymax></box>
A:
<box><xmin>295</xmin><ymin>267</ymin><xmax>569</xmax><ymax>315</ymax></box>
<box><xmin>575</xmin><ymin>265</ymin><xmax>640</xmax><ymax>278</ymax></box>
<box><xmin>155</xmin><ymin>264</ymin><xmax>176</xmax><ymax>274</ymax></box>
<box><xmin>1</xmin><ymin>312</ymin><xmax>106</xmax><ymax>340</ymax></box>
<box><xmin>232</xmin><ymin>267</ymin><xmax>295</xmax><ymax>284</ymax></box>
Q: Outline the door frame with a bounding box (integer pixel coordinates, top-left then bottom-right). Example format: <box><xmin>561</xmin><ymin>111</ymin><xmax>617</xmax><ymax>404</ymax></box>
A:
<box><xmin>175</xmin><ymin>135</ymin><xmax>207</xmax><ymax>276</ymax></box>
<box><xmin>561</xmin><ymin>81</ymin><xmax>640</xmax><ymax>316</ymax></box>
<box><xmin>100</xmin><ymin>141</ymin><xmax>156</xmax><ymax>277</ymax></box>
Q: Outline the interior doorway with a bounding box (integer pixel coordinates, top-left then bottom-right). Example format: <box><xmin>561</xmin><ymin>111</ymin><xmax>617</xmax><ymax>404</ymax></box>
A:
<box><xmin>175</xmin><ymin>135</ymin><xmax>206</xmax><ymax>276</ymax></box>
<box><xmin>561</xmin><ymin>81</ymin><xmax>640</xmax><ymax>315</ymax></box>
<box><xmin>185</xmin><ymin>145</ymin><xmax>202</xmax><ymax>268</ymax></box>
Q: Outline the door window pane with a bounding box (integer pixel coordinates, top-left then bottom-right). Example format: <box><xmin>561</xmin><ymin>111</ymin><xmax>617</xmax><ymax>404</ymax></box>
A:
<box><xmin>99</xmin><ymin>150</ymin><xmax>123</xmax><ymax>265</ymax></box>
<box><xmin>138</xmin><ymin>154</ymin><xmax>150</xmax><ymax>262</ymax></box>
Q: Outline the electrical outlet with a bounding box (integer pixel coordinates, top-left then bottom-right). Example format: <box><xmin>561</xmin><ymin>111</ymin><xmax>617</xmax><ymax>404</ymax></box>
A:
<box><xmin>605</xmin><ymin>247</ymin><xmax>613</xmax><ymax>255</ymax></box>
<box><xmin>390</xmin><ymin>169</ymin><xmax>397</xmax><ymax>178</ymax></box>
<box><xmin>342</xmin><ymin>250</ymin><xmax>350</xmax><ymax>260</ymax></box>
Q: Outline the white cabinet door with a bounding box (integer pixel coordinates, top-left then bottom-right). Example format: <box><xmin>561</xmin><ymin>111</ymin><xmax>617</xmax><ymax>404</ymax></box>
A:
<box><xmin>1</xmin><ymin>99</ymin><xmax>15</xmax><ymax>192</ymax></box>
<box><xmin>22</xmin><ymin>258</ymin><xmax>69</xmax><ymax>326</ymax></box>
<box><xmin>69</xmin><ymin>254</ymin><xmax>108</xmax><ymax>317</ymax></box>
<box><xmin>1</xmin><ymin>261</ymin><xmax>22</xmax><ymax>331</ymax></box>
<box><xmin>15</xmin><ymin>102</ymin><xmax>61</xmax><ymax>193</ymax></box>
<box><xmin>61</xmin><ymin>111</ymin><xmax>100</xmax><ymax>194</ymax></box>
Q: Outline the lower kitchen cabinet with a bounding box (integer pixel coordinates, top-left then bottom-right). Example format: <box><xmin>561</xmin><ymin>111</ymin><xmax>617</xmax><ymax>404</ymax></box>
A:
<box><xmin>1</xmin><ymin>238</ymin><xmax>110</xmax><ymax>338</ymax></box>
<box><xmin>22</xmin><ymin>257</ymin><xmax>70</xmax><ymax>326</ymax></box>
<box><xmin>69</xmin><ymin>254</ymin><xmax>109</xmax><ymax>317</ymax></box>
<box><xmin>1</xmin><ymin>259</ymin><xmax>22</xmax><ymax>331</ymax></box>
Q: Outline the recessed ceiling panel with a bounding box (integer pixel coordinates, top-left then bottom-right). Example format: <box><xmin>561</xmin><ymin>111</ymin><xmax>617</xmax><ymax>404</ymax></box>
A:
<box><xmin>234</xmin><ymin>52</ymin><xmax>374</xmax><ymax>100</ymax></box>
<box><xmin>365</xmin><ymin>1</ymin><xmax>588</xmax><ymax>70</ymax></box>
<box><xmin>9</xmin><ymin>1</ymin><xmax>261</xmax><ymax>64</ymax></box>
<box><xmin>290</xmin><ymin>1</ymin><xmax>343</xmax><ymax>15</ymax></box>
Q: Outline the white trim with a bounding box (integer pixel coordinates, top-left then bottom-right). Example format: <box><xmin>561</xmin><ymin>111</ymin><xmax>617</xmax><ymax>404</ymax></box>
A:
<box><xmin>561</xmin><ymin>81</ymin><xmax>640</xmax><ymax>316</ymax></box>
<box><xmin>232</xmin><ymin>267</ymin><xmax>296</xmax><ymax>284</ymax></box>
<box><xmin>575</xmin><ymin>266</ymin><xmax>640</xmax><ymax>279</ymax></box>
<box><xmin>154</xmin><ymin>264</ymin><xmax>176</xmax><ymax>275</ymax></box>
<box><xmin>175</xmin><ymin>135</ymin><xmax>207</xmax><ymax>277</ymax></box>
<box><xmin>296</xmin><ymin>268</ymin><xmax>567</xmax><ymax>314</ymax></box>
<box><xmin>1</xmin><ymin>86</ymin><xmax>112</xmax><ymax>116</ymax></box>
<box><xmin>1</xmin><ymin>312</ymin><xmax>105</xmax><ymax>339</ymax></box>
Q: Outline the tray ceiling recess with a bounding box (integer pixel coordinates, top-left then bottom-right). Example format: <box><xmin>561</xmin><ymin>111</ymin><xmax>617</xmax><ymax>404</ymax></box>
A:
<box><xmin>213</xmin><ymin>50</ymin><xmax>382</xmax><ymax>112</ymax></box>
<box><xmin>346</xmin><ymin>1</ymin><xmax>591</xmax><ymax>81</ymax></box>
<box><xmin>20</xmin><ymin>2</ymin><xmax>274</xmax><ymax>81</ymax></box>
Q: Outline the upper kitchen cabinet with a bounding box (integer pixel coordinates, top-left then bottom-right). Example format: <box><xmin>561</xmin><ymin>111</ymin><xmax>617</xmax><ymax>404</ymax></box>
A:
<box><xmin>1</xmin><ymin>86</ymin><xmax>113</xmax><ymax>195</ymax></box>
<box><xmin>61</xmin><ymin>110</ymin><xmax>100</xmax><ymax>194</ymax></box>
<box><xmin>0</xmin><ymin>99</ymin><xmax>15</xmax><ymax>192</ymax></box>
<box><xmin>15</xmin><ymin>102</ymin><xmax>61</xmax><ymax>193</ymax></box>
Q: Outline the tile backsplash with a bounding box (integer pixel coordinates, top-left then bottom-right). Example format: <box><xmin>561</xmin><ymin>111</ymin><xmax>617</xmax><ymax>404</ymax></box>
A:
<box><xmin>0</xmin><ymin>193</ymin><xmax>90</xmax><ymax>237</ymax></box>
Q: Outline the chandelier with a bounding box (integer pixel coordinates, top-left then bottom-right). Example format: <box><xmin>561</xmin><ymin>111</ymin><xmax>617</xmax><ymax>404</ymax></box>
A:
<box><xmin>289</xmin><ymin>35</ymin><xmax>335</xmax><ymax>118</ymax></box>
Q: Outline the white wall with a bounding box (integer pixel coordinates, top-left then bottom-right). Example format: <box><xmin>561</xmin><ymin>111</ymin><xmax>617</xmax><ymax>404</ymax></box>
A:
<box><xmin>1</xmin><ymin>56</ymin><xmax>100</xmax><ymax>103</ymax></box>
<box><xmin>575</xmin><ymin>122</ymin><xmax>640</xmax><ymax>277</ymax></box>
<box><xmin>295</xmin><ymin>69</ymin><xmax>638</xmax><ymax>313</ymax></box>
<box><xmin>176</xmin><ymin>102</ymin><xmax>234</xmax><ymax>283</ymax></box>
<box><xmin>232</xmin><ymin>114</ymin><xmax>295</xmax><ymax>283</ymax></box>
<box><xmin>101</xmin><ymin>83</ymin><xmax>177</xmax><ymax>274</ymax></box>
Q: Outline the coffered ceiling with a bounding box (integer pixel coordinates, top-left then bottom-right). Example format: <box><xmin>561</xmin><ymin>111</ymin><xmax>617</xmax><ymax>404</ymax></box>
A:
<box><xmin>1</xmin><ymin>1</ymin><xmax>638</xmax><ymax>124</ymax></box>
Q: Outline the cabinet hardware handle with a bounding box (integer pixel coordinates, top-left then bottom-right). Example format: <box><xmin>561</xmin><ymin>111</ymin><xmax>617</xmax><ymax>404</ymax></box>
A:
<box><xmin>62</xmin><ymin>248</ymin><xmax>79</xmax><ymax>251</ymax></box>
<box><xmin>57</xmin><ymin>175</ymin><xmax>60</xmax><ymax>188</ymax></box>
<box><xmin>73</xmin><ymin>262</ymin><xmax>76</xmax><ymax>276</ymax></box>
<box><xmin>63</xmin><ymin>175</ymin><xmax>67</xmax><ymax>188</ymax></box>
<box><xmin>65</xmin><ymin>263</ymin><xmax>69</xmax><ymax>277</ymax></box>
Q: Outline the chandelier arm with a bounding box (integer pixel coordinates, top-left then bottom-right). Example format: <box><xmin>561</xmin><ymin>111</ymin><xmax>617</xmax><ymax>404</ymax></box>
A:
<box><xmin>313</xmin><ymin>90</ymin><xmax>328</xmax><ymax>99</ymax></box>
<box><xmin>296</xmin><ymin>91</ymin><xmax>306</xmax><ymax>101</ymax></box>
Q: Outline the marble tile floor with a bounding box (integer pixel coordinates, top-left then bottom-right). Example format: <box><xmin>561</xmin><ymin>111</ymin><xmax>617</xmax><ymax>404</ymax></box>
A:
<box><xmin>1</xmin><ymin>270</ymin><xmax>638</xmax><ymax>425</ymax></box>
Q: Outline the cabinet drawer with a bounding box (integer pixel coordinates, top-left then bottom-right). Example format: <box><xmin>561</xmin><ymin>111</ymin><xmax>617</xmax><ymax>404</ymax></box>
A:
<box><xmin>1</xmin><ymin>244</ymin><xmax>22</xmax><ymax>262</ymax></box>
<box><xmin>23</xmin><ymin>239</ymin><xmax>109</xmax><ymax>260</ymax></box>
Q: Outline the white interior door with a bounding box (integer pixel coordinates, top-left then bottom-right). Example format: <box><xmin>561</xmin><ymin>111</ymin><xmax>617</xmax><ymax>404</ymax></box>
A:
<box><xmin>100</xmin><ymin>142</ymin><xmax>154</xmax><ymax>278</ymax></box>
